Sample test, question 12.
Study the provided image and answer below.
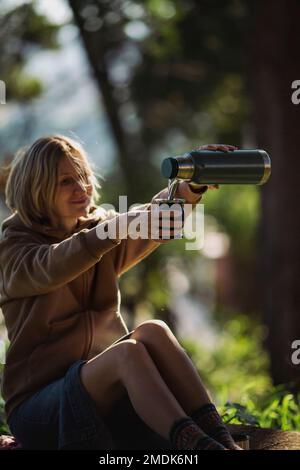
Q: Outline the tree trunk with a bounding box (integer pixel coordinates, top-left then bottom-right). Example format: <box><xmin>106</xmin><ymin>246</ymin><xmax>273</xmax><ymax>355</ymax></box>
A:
<box><xmin>249</xmin><ymin>0</ymin><xmax>300</xmax><ymax>386</ymax></box>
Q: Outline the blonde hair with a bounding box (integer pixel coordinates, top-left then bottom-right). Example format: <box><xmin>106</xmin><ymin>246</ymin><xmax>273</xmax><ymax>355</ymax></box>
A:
<box><xmin>5</xmin><ymin>135</ymin><xmax>102</xmax><ymax>227</ymax></box>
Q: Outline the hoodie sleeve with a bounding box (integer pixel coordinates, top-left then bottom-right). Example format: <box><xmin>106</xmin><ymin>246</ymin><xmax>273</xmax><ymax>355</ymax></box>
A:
<box><xmin>0</xmin><ymin>224</ymin><xmax>121</xmax><ymax>298</ymax></box>
<box><xmin>113</xmin><ymin>225</ymin><xmax>162</xmax><ymax>277</ymax></box>
<box><xmin>109</xmin><ymin>202</ymin><xmax>160</xmax><ymax>277</ymax></box>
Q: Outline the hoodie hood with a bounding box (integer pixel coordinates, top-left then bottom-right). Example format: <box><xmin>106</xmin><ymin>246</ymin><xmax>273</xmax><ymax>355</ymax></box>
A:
<box><xmin>1</xmin><ymin>205</ymin><xmax>109</xmax><ymax>241</ymax></box>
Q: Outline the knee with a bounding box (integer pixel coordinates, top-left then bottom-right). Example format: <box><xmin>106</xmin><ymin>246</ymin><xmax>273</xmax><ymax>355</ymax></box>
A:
<box><xmin>131</xmin><ymin>320</ymin><xmax>173</xmax><ymax>346</ymax></box>
<box><xmin>117</xmin><ymin>339</ymin><xmax>149</xmax><ymax>373</ymax></box>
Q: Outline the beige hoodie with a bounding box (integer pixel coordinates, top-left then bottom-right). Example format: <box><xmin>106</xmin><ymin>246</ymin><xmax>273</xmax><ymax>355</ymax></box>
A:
<box><xmin>0</xmin><ymin>185</ymin><xmax>203</xmax><ymax>419</ymax></box>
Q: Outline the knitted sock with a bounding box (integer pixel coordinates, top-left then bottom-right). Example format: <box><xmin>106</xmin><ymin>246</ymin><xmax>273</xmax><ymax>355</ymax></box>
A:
<box><xmin>190</xmin><ymin>403</ymin><xmax>241</xmax><ymax>450</ymax></box>
<box><xmin>169</xmin><ymin>416</ymin><xmax>226</xmax><ymax>450</ymax></box>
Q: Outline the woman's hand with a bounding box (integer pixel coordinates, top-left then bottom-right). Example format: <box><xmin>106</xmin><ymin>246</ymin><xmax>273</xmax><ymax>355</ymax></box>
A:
<box><xmin>198</xmin><ymin>144</ymin><xmax>238</xmax><ymax>152</ymax></box>
<box><xmin>191</xmin><ymin>143</ymin><xmax>239</xmax><ymax>191</ymax></box>
<box><xmin>104</xmin><ymin>209</ymin><xmax>183</xmax><ymax>244</ymax></box>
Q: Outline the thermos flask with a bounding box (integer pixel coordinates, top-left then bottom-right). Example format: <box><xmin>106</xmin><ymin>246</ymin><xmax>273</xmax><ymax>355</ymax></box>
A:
<box><xmin>161</xmin><ymin>149</ymin><xmax>271</xmax><ymax>185</ymax></box>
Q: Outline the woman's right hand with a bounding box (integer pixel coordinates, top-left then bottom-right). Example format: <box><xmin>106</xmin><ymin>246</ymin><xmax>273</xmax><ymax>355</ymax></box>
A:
<box><xmin>107</xmin><ymin>207</ymin><xmax>184</xmax><ymax>244</ymax></box>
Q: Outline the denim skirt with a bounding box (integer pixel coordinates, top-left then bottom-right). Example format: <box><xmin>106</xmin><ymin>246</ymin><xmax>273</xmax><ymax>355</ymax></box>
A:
<box><xmin>8</xmin><ymin>359</ymin><xmax>115</xmax><ymax>450</ymax></box>
<box><xmin>7</xmin><ymin>332</ymin><xmax>172</xmax><ymax>450</ymax></box>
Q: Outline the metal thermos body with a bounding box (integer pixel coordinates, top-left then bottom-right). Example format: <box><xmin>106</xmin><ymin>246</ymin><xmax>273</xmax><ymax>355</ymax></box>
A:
<box><xmin>161</xmin><ymin>149</ymin><xmax>271</xmax><ymax>185</ymax></box>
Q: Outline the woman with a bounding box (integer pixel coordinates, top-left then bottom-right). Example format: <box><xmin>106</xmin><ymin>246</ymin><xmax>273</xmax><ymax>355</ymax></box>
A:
<box><xmin>0</xmin><ymin>135</ymin><xmax>240</xmax><ymax>450</ymax></box>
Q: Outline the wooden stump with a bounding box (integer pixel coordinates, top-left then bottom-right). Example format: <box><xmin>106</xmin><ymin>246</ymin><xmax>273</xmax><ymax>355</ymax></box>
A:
<box><xmin>228</xmin><ymin>424</ymin><xmax>300</xmax><ymax>450</ymax></box>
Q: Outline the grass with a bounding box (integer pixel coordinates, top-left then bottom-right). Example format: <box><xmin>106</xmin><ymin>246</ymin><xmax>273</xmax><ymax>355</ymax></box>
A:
<box><xmin>0</xmin><ymin>394</ymin><xmax>9</xmax><ymax>435</ymax></box>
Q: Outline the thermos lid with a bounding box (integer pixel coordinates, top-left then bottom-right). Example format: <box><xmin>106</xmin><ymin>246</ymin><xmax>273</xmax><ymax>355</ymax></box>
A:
<box><xmin>161</xmin><ymin>158</ymin><xmax>178</xmax><ymax>179</ymax></box>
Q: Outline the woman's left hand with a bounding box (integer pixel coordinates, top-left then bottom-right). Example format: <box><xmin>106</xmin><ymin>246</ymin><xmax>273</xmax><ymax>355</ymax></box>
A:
<box><xmin>199</xmin><ymin>144</ymin><xmax>238</xmax><ymax>152</ymax></box>
<box><xmin>196</xmin><ymin>143</ymin><xmax>238</xmax><ymax>190</ymax></box>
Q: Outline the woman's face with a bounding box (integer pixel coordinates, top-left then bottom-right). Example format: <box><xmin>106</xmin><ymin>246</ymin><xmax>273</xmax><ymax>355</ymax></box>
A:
<box><xmin>52</xmin><ymin>155</ymin><xmax>93</xmax><ymax>230</ymax></box>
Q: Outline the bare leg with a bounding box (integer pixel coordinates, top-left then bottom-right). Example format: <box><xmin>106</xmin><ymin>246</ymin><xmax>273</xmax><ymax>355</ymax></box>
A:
<box><xmin>80</xmin><ymin>338</ymin><xmax>187</xmax><ymax>440</ymax></box>
<box><xmin>130</xmin><ymin>320</ymin><xmax>212</xmax><ymax>415</ymax></box>
<box><xmin>129</xmin><ymin>321</ymin><xmax>243</xmax><ymax>450</ymax></box>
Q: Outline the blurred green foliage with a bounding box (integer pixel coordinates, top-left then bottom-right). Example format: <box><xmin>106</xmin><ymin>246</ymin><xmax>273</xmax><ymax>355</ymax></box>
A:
<box><xmin>181</xmin><ymin>314</ymin><xmax>300</xmax><ymax>431</ymax></box>
<box><xmin>0</xmin><ymin>397</ymin><xmax>9</xmax><ymax>435</ymax></box>
<box><xmin>0</xmin><ymin>1</ymin><xmax>60</xmax><ymax>102</ymax></box>
<box><xmin>204</xmin><ymin>184</ymin><xmax>260</xmax><ymax>259</ymax></box>
<box><xmin>130</xmin><ymin>0</ymin><xmax>249</xmax><ymax>147</ymax></box>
